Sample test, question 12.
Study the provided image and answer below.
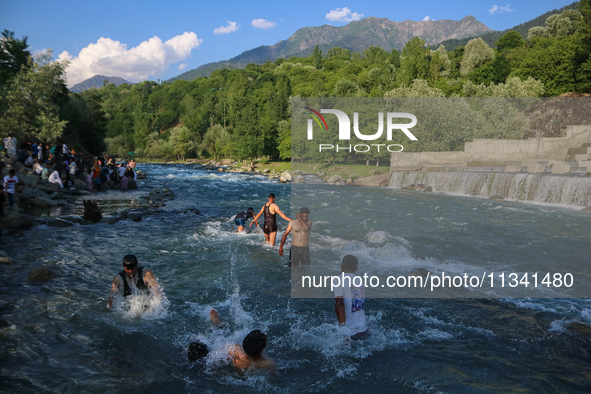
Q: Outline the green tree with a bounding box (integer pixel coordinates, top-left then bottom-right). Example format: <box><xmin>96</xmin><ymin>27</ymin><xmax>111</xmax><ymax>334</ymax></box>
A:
<box><xmin>0</xmin><ymin>50</ymin><xmax>68</xmax><ymax>142</ymax></box>
<box><xmin>313</xmin><ymin>45</ymin><xmax>323</xmax><ymax>70</ymax></box>
<box><xmin>0</xmin><ymin>30</ymin><xmax>31</xmax><ymax>90</ymax></box>
<box><xmin>495</xmin><ymin>31</ymin><xmax>526</xmax><ymax>53</ymax></box>
<box><xmin>399</xmin><ymin>37</ymin><xmax>432</xmax><ymax>85</ymax></box>
<box><xmin>461</xmin><ymin>38</ymin><xmax>494</xmax><ymax>76</ymax></box>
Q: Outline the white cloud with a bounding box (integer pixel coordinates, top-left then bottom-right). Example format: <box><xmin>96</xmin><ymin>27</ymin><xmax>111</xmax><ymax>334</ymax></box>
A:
<box><xmin>59</xmin><ymin>32</ymin><xmax>202</xmax><ymax>87</ymax></box>
<box><xmin>213</xmin><ymin>21</ymin><xmax>239</xmax><ymax>34</ymax></box>
<box><xmin>325</xmin><ymin>7</ymin><xmax>363</xmax><ymax>23</ymax></box>
<box><xmin>422</xmin><ymin>16</ymin><xmax>432</xmax><ymax>21</ymax></box>
<box><xmin>252</xmin><ymin>18</ymin><xmax>276</xmax><ymax>29</ymax></box>
<box><xmin>179</xmin><ymin>63</ymin><xmax>188</xmax><ymax>70</ymax></box>
<box><xmin>489</xmin><ymin>4</ymin><xmax>513</xmax><ymax>14</ymax></box>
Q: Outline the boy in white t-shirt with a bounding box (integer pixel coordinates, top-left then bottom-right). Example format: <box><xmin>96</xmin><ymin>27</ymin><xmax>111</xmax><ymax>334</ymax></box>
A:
<box><xmin>4</xmin><ymin>168</ymin><xmax>18</xmax><ymax>207</ymax></box>
<box><xmin>334</xmin><ymin>255</ymin><xmax>368</xmax><ymax>339</ymax></box>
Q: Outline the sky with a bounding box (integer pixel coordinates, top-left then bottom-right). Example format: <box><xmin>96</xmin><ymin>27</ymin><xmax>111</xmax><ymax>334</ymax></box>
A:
<box><xmin>0</xmin><ymin>0</ymin><xmax>576</xmax><ymax>87</ymax></box>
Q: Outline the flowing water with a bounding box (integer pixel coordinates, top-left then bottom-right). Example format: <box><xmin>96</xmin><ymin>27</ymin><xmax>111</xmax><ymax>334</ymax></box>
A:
<box><xmin>1</xmin><ymin>164</ymin><xmax>590</xmax><ymax>393</ymax></box>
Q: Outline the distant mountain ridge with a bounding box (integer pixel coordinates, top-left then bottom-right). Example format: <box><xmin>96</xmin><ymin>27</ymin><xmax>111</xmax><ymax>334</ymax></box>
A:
<box><xmin>170</xmin><ymin>15</ymin><xmax>492</xmax><ymax>81</ymax></box>
<box><xmin>437</xmin><ymin>1</ymin><xmax>580</xmax><ymax>50</ymax></box>
<box><xmin>70</xmin><ymin>75</ymin><xmax>133</xmax><ymax>92</ymax></box>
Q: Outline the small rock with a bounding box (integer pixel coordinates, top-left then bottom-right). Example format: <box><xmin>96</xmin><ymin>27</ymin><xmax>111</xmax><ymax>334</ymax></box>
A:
<box><xmin>0</xmin><ymin>256</ymin><xmax>16</xmax><ymax>265</ymax></box>
<box><xmin>582</xmin><ymin>206</ymin><xmax>591</xmax><ymax>212</ymax></box>
<box><xmin>489</xmin><ymin>195</ymin><xmax>504</xmax><ymax>200</ymax></box>
<box><xmin>127</xmin><ymin>213</ymin><xmax>142</xmax><ymax>222</ymax></box>
<box><xmin>136</xmin><ymin>170</ymin><xmax>147</xmax><ymax>179</ymax></box>
<box><xmin>83</xmin><ymin>200</ymin><xmax>103</xmax><ymax>222</ymax></box>
<box><xmin>263</xmin><ymin>168</ymin><xmax>270</xmax><ymax>174</ymax></box>
<box><xmin>99</xmin><ymin>216</ymin><xmax>120</xmax><ymax>225</ymax></box>
<box><xmin>46</xmin><ymin>218</ymin><xmax>74</xmax><ymax>227</ymax></box>
<box><xmin>28</xmin><ymin>266</ymin><xmax>56</xmax><ymax>281</ymax></box>
<box><xmin>279</xmin><ymin>176</ymin><xmax>289</xmax><ymax>183</ymax></box>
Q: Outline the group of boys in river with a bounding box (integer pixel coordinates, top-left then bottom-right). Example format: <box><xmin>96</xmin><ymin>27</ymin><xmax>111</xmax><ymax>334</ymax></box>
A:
<box><xmin>107</xmin><ymin>193</ymin><xmax>367</xmax><ymax>371</ymax></box>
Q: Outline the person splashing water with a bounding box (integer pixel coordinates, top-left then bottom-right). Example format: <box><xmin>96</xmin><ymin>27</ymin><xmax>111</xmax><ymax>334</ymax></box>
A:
<box><xmin>108</xmin><ymin>254</ymin><xmax>167</xmax><ymax>317</ymax></box>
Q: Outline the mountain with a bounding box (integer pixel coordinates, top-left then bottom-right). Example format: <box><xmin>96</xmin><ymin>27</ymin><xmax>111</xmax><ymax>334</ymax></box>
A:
<box><xmin>170</xmin><ymin>15</ymin><xmax>492</xmax><ymax>81</ymax></box>
<box><xmin>437</xmin><ymin>1</ymin><xmax>580</xmax><ymax>50</ymax></box>
<box><xmin>70</xmin><ymin>75</ymin><xmax>133</xmax><ymax>92</ymax></box>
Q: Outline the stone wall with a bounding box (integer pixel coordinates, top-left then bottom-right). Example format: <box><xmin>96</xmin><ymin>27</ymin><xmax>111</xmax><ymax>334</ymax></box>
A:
<box><xmin>390</xmin><ymin>125</ymin><xmax>591</xmax><ymax>171</ymax></box>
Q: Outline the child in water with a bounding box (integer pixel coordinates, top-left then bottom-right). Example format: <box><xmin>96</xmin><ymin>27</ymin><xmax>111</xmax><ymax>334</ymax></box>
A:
<box><xmin>187</xmin><ymin>309</ymin><xmax>275</xmax><ymax>370</ymax></box>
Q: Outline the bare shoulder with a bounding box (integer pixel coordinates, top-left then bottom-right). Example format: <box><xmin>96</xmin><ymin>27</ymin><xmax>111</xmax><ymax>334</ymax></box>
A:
<box><xmin>112</xmin><ymin>274</ymin><xmax>123</xmax><ymax>285</ymax></box>
<box><xmin>254</xmin><ymin>356</ymin><xmax>276</xmax><ymax>370</ymax></box>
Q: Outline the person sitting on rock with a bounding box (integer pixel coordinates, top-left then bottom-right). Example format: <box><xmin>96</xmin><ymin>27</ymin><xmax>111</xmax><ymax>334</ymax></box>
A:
<box><xmin>48</xmin><ymin>168</ymin><xmax>64</xmax><ymax>188</ymax></box>
<box><xmin>33</xmin><ymin>159</ymin><xmax>44</xmax><ymax>175</ymax></box>
<box><xmin>41</xmin><ymin>163</ymin><xmax>49</xmax><ymax>180</ymax></box>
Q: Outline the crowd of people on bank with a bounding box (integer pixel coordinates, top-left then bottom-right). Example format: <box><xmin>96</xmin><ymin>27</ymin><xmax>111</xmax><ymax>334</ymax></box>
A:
<box><xmin>1</xmin><ymin>135</ymin><xmax>139</xmax><ymax>193</ymax></box>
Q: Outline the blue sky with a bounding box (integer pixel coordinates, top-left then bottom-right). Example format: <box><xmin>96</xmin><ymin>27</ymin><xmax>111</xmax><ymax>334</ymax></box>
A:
<box><xmin>0</xmin><ymin>0</ymin><xmax>576</xmax><ymax>86</ymax></box>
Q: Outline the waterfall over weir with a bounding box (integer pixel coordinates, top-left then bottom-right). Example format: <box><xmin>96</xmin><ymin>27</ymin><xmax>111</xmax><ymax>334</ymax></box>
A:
<box><xmin>389</xmin><ymin>171</ymin><xmax>591</xmax><ymax>207</ymax></box>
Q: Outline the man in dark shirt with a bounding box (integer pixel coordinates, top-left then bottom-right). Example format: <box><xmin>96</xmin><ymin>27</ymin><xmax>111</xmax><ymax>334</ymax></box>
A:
<box><xmin>235</xmin><ymin>207</ymin><xmax>256</xmax><ymax>233</ymax></box>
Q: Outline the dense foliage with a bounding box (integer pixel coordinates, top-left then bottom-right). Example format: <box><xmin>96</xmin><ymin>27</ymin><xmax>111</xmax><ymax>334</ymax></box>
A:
<box><xmin>1</xmin><ymin>1</ymin><xmax>590</xmax><ymax>163</ymax></box>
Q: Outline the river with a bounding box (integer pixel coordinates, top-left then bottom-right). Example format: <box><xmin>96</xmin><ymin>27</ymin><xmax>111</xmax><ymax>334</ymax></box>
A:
<box><xmin>1</xmin><ymin>163</ymin><xmax>590</xmax><ymax>393</ymax></box>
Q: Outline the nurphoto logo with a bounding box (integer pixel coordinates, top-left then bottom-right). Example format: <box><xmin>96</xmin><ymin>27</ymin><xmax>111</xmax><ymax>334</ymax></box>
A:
<box><xmin>303</xmin><ymin>107</ymin><xmax>418</xmax><ymax>153</ymax></box>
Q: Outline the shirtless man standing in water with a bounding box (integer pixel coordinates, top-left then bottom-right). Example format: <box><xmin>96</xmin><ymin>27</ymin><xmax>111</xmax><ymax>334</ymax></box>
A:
<box><xmin>279</xmin><ymin>207</ymin><xmax>312</xmax><ymax>266</ymax></box>
<box><xmin>250</xmin><ymin>193</ymin><xmax>291</xmax><ymax>246</ymax></box>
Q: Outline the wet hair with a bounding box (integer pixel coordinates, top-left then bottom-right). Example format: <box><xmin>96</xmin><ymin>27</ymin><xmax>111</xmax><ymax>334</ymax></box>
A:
<box><xmin>122</xmin><ymin>254</ymin><xmax>138</xmax><ymax>268</ymax></box>
<box><xmin>300</xmin><ymin>207</ymin><xmax>310</xmax><ymax>214</ymax></box>
<box><xmin>8</xmin><ymin>169</ymin><xmax>15</xmax><ymax>175</ymax></box>
<box><xmin>268</xmin><ymin>193</ymin><xmax>275</xmax><ymax>199</ymax></box>
<box><xmin>242</xmin><ymin>330</ymin><xmax>267</xmax><ymax>358</ymax></box>
<box><xmin>341</xmin><ymin>255</ymin><xmax>358</xmax><ymax>273</ymax></box>
<box><xmin>188</xmin><ymin>341</ymin><xmax>209</xmax><ymax>362</ymax></box>
<box><xmin>247</xmin><ymin>207</ymin><xmax>254</xmax><ymax>212</ymax></box>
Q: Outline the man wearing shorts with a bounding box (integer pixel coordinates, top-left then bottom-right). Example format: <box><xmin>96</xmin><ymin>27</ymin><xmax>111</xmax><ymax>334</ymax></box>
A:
<box><xmin>279</xmin><ymin>207</ymin><xmax>312</xmax><ymax>266</ymax></box>
<box><xmin>235</xmin><ymin>207</ymin><xmax>256</xmax><ymax>232</ymax></box>
<box><xmin>250</xmin><ymin>193</ymin><xmax>291</xmax><ymax>246</ymax></box>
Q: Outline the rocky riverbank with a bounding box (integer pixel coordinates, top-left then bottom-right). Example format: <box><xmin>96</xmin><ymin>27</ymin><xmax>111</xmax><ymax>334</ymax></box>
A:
<box><xmin>0</xmin><ymin>158</ymin><xmax>162</xmax><ymax>231</ymax></box>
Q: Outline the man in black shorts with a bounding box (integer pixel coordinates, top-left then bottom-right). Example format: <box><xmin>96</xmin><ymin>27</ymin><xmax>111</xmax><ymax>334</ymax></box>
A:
<box><xmin>279</xmin><ymin>207</ymin><xmax>312</xmax><ymax>266</ymax></box>
<box><xmin>250</xmin><ymin>193</ymin><xmax>291</xmax><ymax>246</ymax></box>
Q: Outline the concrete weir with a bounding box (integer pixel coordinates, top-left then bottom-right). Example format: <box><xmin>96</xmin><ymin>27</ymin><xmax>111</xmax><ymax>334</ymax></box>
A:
<box><xmin>388</xmin><ymin>125</ymin><xmax>591</xmax><ymax>207</ymax></box>
<box><xmin>389</xmin><ymin>171</ymin><xmax>591</xmax><ymax>207</ymax></box>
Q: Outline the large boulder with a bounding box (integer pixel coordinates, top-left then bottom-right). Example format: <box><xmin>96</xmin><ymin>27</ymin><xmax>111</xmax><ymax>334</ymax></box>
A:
<box><xmin>351</xmin><ymin>173</ymin><xmax>390</xmax><ymax>187</ymax></box>
<box><xmin>28</xmin><ymin>266</ymin><xmax>56</xmax><ymax>282</ymax></box>
<box><xmin>280</xmin><ymin>171</ymin><xmax>292</xmax><ymax>181</ymax></box>
<box><xmin>21</xmin><ymin>174</ymin><xmax>38</xmax><ymax>188</ymax></box>
<box><xmin>326</xmin><ymin>174</ymin><xmax>342</xmax><ymax>184</ymax></box>
<box><xmin>0</xmin><ymin>213</ymin><xmax>33</xmax><ymax>229</ymax></box>
<box><xmin>32</xmin><ymin>196</ymin><xmax>58</xmax><ymax>207</ymax></box>
<box><xmin>13</xmin><ymin>161</ymin><xmax>26</xmax><ymax>174</ymax></box>
<box><xmin>83</xmin><ymin>200</ymin><xmax>102</xmax><ymax>222</ymax></box>
<box><xmin>36</xmin><ymin>185</ymin><xmax>57</xmax><ymax>194</ymax></box>
<box><xmin>127</xmin><ymin>178</ymin><xmax>138</xmax><ymax>189</ymax></box>
<box><xmin>136</xmin><ymin>170</ymin><xmax>147</xmax><ymax>179</ymax></box>
<box><xmin>74</xmin><ymin>178</ymin><xmax>86</xmax><ymax>190</ymax></box>
<box><xmin>19</xmin><ymin>188</ymin><xmax>48</xmax><ymax>205</ymax></box>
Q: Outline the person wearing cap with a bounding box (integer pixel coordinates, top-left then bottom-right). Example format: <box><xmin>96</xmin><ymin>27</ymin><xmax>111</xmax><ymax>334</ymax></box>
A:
<box><xmin>107</xmin><ymin>254</ymin><xmax>162</xmax><ymax>308</ymax></box>
<box><xmin>279</xmin><ymin>207</ymin><xmax>312</xmax><ymax>266</ymax></box>
<box><xmin>334</xmin><ymin>255</ymin><xmax>368</xmax><ymax>339</ymax></box>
